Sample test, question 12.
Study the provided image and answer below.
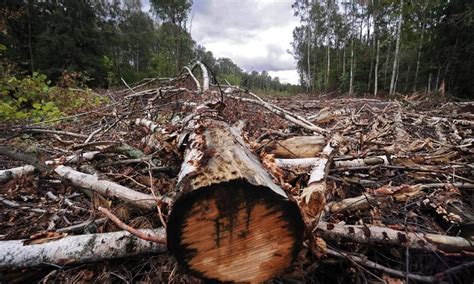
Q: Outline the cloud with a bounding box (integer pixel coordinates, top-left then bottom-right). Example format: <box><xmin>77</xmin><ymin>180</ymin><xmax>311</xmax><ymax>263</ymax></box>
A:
<box><xmin>191</xmin><ymin>0</ymin><xmax>299</xmax><ymax>84</ymax></box>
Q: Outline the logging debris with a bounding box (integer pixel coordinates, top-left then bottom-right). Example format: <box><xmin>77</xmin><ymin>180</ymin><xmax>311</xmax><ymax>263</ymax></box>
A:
<box><xmin>0</xmin><ymin>63</ymin><xmax>473</xmax><ymax>283</ymax></box>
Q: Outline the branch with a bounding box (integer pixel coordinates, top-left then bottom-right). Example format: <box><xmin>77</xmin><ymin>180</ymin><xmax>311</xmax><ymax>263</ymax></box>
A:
<box><xmin>98</xmin><ymin>207</ymin><xmax>166</xmax><ymax>244</ymax></box>
<box><xmin>0</xmin><ymin>228</ymin><xmax>166</xmax><ymax>268</ymax></box>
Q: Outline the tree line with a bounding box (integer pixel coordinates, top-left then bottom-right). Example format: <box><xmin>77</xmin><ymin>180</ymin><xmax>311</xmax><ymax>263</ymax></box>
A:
<box><xmin>292</xmin><ymin>0</ymin><xmax>473</xmax><ymax>98</ymax></box>
<box><xmin>0</xmin><ymin>0</ymin><xmax>294</xmax><ymax>92</ymax></box>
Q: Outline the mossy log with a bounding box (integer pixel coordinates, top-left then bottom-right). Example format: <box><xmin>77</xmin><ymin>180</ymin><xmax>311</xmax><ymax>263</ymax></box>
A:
<box><xmin>167</xmin><ymin>105</ymin><xmax>304</xmax><ymax>283</ymax></box>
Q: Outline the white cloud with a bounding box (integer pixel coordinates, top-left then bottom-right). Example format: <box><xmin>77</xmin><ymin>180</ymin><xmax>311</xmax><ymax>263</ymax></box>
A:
<box><xmin>191</xmin><ymin>0</ymin><xmax>299</xmax><ymax>84</ymax></box>
<box><xmin>269</xmin><ymin>70</ymin><xmax>299</xmax><ymax>84</ymax></box>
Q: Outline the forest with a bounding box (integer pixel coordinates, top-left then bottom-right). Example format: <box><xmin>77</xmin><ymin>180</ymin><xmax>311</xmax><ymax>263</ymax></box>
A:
<box><xmin>0</xmin><ymin>0</ymin><xmax>473</xmax><ymax>283</ymax></box>
<box><xmin>1</xmin><ymin>0</ymin><xmax>294</xmax><ymax>91</ymax></box>
<box><xmin>291</xmin><ymin>0</ymin><xmax>473</xmax><ymax>98</ymax></box>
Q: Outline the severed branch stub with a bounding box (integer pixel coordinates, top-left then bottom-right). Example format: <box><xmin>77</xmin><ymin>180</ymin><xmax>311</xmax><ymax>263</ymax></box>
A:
<box><xmin>298</xmin><ymin>135</ymin><xmax>341</xmax><ymax>228</ymax></box>
<box><xmin>166</xmin><ymin>102</ymin><xmax>304</xmax><ymax>283</ymax></box>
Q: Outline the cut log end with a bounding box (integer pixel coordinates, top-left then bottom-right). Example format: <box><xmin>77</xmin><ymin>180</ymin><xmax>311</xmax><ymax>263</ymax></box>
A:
<box><xmin>167</xmin><ymin>180</ymin><xmax>304</xmax><ymax>282</ymax></box>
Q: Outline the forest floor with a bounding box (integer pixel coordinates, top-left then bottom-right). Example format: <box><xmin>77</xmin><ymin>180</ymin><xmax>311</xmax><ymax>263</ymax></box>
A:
<box><xmin>0</xmin><ymin>76</ymin><xmax>473</xmax><ymax>283</ymax></box>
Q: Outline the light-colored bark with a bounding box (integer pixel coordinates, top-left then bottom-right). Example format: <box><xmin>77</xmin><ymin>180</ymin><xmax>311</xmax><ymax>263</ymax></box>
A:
<box><xmin>276</xmin><ymin>155</ymin><xmax>389</xmax><ymax>174</ymax></box>
<box><xmin>0</xmin><ymin>151</ymin><xmax>100</xmax><ymax>182</ymax></box>
<box><xmin>264</xmin><ymin>135</ymin><xmax>326</xmax><ymax>158</ymax></box>
<box><xmin>413</xmin><ymin>21</ymin><xmax>425</xmax><ymax>91</ymax></box>
<box><xmin>299</xmin><ymin>136</ymin><xmax>340</xmax><ymax>226</ymax></box>
<box><xmin>389</xmin><ymin>0</ymin><xmax>404</xmax><ymax>95</ymax></box>
<box><xmin>169</xmin><ymin>103</ymin><xmax>304</xmax><ymax>283</ymax></box>
<box><xmin>0</xmin><ymin>228</ymin><xmax>166</xmax><ymax>268</ymax></box>
<box><xmin>317</xmin><ymin>221</ymin><xmax>473</xmax><ymax>253</ymax></box>
<box><xmin>374</xmin><ymin>38</ymin><xmax>380</xmax><ymax>96</ymax></box>
<box><xmin>54</xmin><ymin>165</ymin><xmax>169</xmax><ymax>210</ymax></box>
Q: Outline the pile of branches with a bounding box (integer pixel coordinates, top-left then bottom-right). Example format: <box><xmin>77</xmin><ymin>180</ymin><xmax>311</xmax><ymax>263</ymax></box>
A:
<box><xmin>0</xmin><ymin>61</ymin><xmax>473</xmax><ymax>283</ymax></box>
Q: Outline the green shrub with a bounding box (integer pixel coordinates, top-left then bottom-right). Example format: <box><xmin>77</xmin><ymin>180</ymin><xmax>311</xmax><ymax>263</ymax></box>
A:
<box><xmin>0</xmin><ymin>71</ymin><xmax>104</xmax><ymax>123</ymax></box>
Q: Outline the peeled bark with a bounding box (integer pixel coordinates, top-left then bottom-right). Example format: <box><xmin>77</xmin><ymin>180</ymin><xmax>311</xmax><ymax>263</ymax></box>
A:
<box><xmin>263</xmin><ymin>135</ymin><xmax>326</xmax><ymax>158</ymax></box>
<box><xmin>167</xmin><ymin>104</ymin><xmax>304</xmax><ymax>283</ymax></box>
<box><xmin>0</xmin><ymin>228</ymin><xmax>165</xmax><ymax>268</ymax></box>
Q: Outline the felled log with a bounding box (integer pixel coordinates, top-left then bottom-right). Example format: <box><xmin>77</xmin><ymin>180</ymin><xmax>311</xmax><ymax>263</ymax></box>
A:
<box><xmin>276</xmin><ymin>155</ymin><xmax>389</xmax><ymax>174</ymax></box>
<box><xmin>317</xmin><ymin>221</ymin><xmax>473</xmax><ymax>253</ymax></box>
<box><xmin>263</xmin><ymin>135</ymin><xmax>326</xmax><ymax>158</ymax></box>
<box><xmin>166</xmin><ymin>103</ymin><xmax>304</xmax><ymax>283</ymax></box>
<box><xmin>0</xmin><ymin>228</ymin><xmax>165</xmax><ymax>268</ymax></box>
<box><xmin>54</xmin><ymin>165</ymin><xmax>171</xmax><ymax>210</ymax></box>
<box><xmin>0</xmin><ymin>151</ymin><xmax>100</xmax><ymax>182</ymax></box>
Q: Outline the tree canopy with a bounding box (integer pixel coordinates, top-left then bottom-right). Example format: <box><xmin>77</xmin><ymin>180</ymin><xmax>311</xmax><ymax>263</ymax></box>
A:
<box><xmin>291</xmin><ymin>0</ymin><xmax>474</xmax><ymax>98</ymax></box>
<box><xmin>0</xmin><ymin>0</ymin><xmax>292</xmax><ymax>92</ymax></box>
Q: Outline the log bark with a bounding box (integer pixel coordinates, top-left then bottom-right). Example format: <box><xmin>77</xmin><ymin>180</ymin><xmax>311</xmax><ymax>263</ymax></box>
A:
<box><xmin>276</xmin><ymin>155</ymin><xmax>390</xmax><ymax>174</ymax></box>
<box><xmin>317</xmin><ymin>221</ymin><xmax>473</xmax><ymax>253</ymax></box>
<box><xmin>54</xmin><ymin>166</ymin><xmax>171</xmax><ymax>210</ymax></box>
<box><xmin>263</xmin><ymin>135</ymin><xmax>326</xmax><ymax>158</ymax></box>
<box><xmin>0</xmin><ymin>151</ymin><xmax>100</xmax><ymax>182</ymax></box>
<box><xmin>167</xmin><ymin>103</ymin><xmax>304</xmax><ymax>283</ymax></box>
<box><xmin>0</xmin><ymin>229</ymin><xmax>165</xmax><ymax>268</ymax></box>
<box><xmin>298</xmin><ymin>137</ymin><xmax>340</xmax><ymax>227</ymax></box>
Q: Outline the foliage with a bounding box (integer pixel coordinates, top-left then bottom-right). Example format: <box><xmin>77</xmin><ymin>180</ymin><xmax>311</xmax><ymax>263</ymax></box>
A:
<box><xmin>0</xmin><ymin>70</ymin><xmax>103</xmax><ymax>122</ymax></box>
<box><xmin>0</xmin><ymin>72</ymin><xmax>63</xmax><ymax>121</ymax></box>
<box><xmin>292</xmin><ymin>0</ymin><xmax>474</xmax><ymax>98</ymax></box>
<box><xmin>0</xmin><ymin>0</ymin><xmax>298</xmax><ymax>95</ymax></box>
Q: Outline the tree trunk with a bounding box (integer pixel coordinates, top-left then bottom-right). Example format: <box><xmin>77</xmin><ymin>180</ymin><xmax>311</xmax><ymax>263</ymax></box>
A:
<box><xmin>367</xmin><ymin>33</ymin><xmax>376</xmax><ymax>92</ymax></box>
<box><xmin>342</xmin><ymin>43</ymin><xmax>346</xmax><ymax>76</ymax></box>
<box><xmin>26</xmin><ymin>0</ymin><xmax>34</xmax><ymax>73</ymax></box>
<box><xmin>263</xmin><ymin>135</ymin><xmax>326</xmax><ymax>158</ymax></box>
<box><xmin>0</xmin><ymin>229</ymin><xmax>166</xmax><ymax>268</ymax></box>
<box><xmin>383</xmin><ymin>39</ymin><xmax>392</xmax><ymax>89</ymax></box>
<box><xmin>413</xmin><ymin>22</ymin><xmax>425</xmax><ymax>91</ymax></box>
<box><xmin>390</xmin><ymin>0</ymin><xmax>403</xmax><ymax>95</ymax></box>
<box><xmin>326</xmin><ymin>42</ymin><xmax>331</xmax><ymax>89</ymax></box>
<box><xmin>307</xmin><ymin>26</ymin><xmax>312</xmax><ymax>91</ymax></box>
<box><xmin>374</xmin><ymin>38</ymin><xmax>380</xmax><ymax>96</ymax></box>
<box><xmin>349</xmin><ymin>38</ymin><xmax>354</xmax><ymax>95</ymax></box>
<box><xmin>166</xmin><ymin>104</ymin><xmax>304</xmax><ymax>283</ymax></box>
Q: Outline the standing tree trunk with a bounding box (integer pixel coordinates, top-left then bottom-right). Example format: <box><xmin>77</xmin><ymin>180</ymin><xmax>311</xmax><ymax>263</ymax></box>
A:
<box><xmin>389</xmin><ymin>0</ymin><xmax>404</xmax><ymax>95</ymax></box>
<box><xmin>326</xmin><ymin>41</ymin><xmax>331</xmax><ymax>89</ymax></box>
<box><xmin>374</xmin><ymin>38</ymin><xmax>380</xmax><ymax>97</ymax></box>
<box><xmin>167</xmin><ymin>104</ymin><xmax>304</xmax><ymax>283</ymax></box>
<box><xmin>307</xmin><ymin>25</ymin><xmax>312</xmax><ymax>92</ymax></box>
<box><xmin>383</xmin><ymin>39</ymin><xmax>392</xmax><ymax>89</ymax></box>
<box><xmin>413</xmin><ymin>22</ymin><xmax>425</xmax><ymax>91</ymax></box>
<box><xmin>349</xmin><ymin>38</ymin><xmax>354</xmax><ymax>95</ymax></box>
<box><xmin>342</xmin><ymin>43</ymin><xmax>346</xmax><ymax>76</ymax></box>
<box><xmin>26</xmin><ymin>0</ymin><xmax>34</xmax><ymax>73</ymax></box>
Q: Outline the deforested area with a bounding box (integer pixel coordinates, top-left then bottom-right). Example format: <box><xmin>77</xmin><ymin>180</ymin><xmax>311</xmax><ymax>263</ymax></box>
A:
<box><xmin>1</xmin><ymin>0</ymin><xmax>473</xmax><ymax>283</ymax></box>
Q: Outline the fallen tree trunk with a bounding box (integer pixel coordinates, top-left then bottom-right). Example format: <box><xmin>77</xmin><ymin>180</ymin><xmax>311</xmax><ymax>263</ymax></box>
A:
<box><xmin>0</xmin><ymin>151</ymin><xmax>100</xmax><ymax>182</ymax></box>
<box><xmin>263</xmin><ymin>135</ymin><xmax>326</xmax><ymax>158</ymax></box>
<box><xmin>0</xmin><ymin>228</ymin><xmax>166</xmax><ymax>268</ymax></box>
<box><xmin>54</xmin><ymin>165</ymin><xmax>171</xmax><ymax>210</ymax></box>
<box><xmin>276</xmin><ymin>155</ymin><xmax>389</xmax><ymax>174</ymax></box>
<box><xmin>317</xmin><ymin>221</ymin><xmax>473</xmax><ymax>253</ymax></box>
<box><xmin>167</xmin><ymin>103</ymin><xmax>304</xmax><ymax>283</ymax></box>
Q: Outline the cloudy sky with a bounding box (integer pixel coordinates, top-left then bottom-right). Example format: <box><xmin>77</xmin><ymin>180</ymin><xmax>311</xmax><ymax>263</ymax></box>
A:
<box><xmin>191</xmin><ymin>0</ymin><xmax>300</xmax><ymax>84</ymax></box>
<box><xmin>143</xmin><ymin>0</ymin><xmax>300</xmax><ymax>84</ymax></box>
